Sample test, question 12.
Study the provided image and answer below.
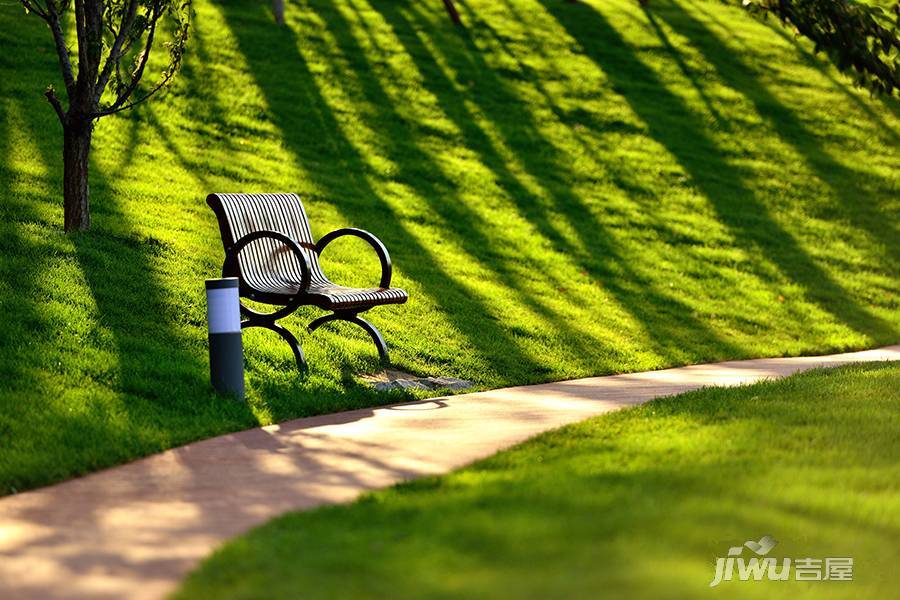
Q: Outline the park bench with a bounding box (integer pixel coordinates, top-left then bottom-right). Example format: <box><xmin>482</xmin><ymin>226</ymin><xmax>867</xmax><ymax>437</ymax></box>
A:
<box><xmin>207</xmin><ymin>193</ymin><xmax>408</xmax><ymax>370</ymax></box>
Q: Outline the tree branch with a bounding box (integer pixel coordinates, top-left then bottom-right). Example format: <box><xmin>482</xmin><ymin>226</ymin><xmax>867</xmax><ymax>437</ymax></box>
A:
<box><xmin>95</xmin><ymin>2</ymin><xmax>163</xmax><ymax>115</ymax></box>
<box><xmin>73</xmin><ymin>0</ymin><xmax>87</xmax><ymax>83</ymax></box>
<box><xmin>79</xmin><ymin>0</ymin><xmax>104</xmax><ymax>95</ymax></box>
<box><xmin>45</xmin><ymin>1</ymin><xmax>76</xmax><ymax>95</ymax></box>
<box><xmin>91</xmin><ymin>71</ymin><xmax>173</xmax><ymax>117</ymax></box>
<box><xmin>20</xmin><ymin>0</ymin><xmax>48</xmax><ymax>20</ymax></box>
<box><xmin>44</xmin><ymin>85</ymin><xmax>66</xmax><ymax>124</ymax></box>
<box><xmin>94</xmin><ymin>0</ymin><xmax>140</xmax><ymax>101</ymax></box>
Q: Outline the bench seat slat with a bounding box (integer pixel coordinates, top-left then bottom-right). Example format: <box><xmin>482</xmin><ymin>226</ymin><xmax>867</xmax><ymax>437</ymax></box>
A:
<box><xmin>207</xmin><ymin>192</ymin><xmax>408</xmax><ymax>310</ymax></box>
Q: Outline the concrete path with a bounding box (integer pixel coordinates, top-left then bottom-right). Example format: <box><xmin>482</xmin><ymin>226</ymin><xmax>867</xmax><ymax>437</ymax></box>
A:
<box><xmin>1</xmin><ymin>346</ymin><xmax>898</xmax><ymax>599</ymax></box>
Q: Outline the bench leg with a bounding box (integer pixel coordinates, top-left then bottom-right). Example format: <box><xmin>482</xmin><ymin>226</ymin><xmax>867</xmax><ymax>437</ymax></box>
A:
<box><xmin>308</xmin><ymin>311</ymin><xmax>389</xmax><ymax>364</ymax></box>
<box><xmin>242</xmin><ymin>321</ymin><xmax>307</xmax><ymax>372</ymax></box>
<box><xmin>239</xmin><ymin>300</ymin><xmax>307</xmax><ymax>372</ymax></box>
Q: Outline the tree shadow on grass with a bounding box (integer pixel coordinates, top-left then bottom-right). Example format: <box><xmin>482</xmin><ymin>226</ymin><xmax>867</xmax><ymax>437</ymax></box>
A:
<box><xmin>538</xmin><ymin>0</ymin><xmax>894</xmax><ymax>342</ymax></box>
<box><xmin>0</xmin><ymin>98</ymin><xmax>67</xmax><ymax>492</ymax></box>
<box><xmin>305</xmin><ymin>0</ymin><xmax>642</xmax><ymax>371</ymax></box>
<box><xmin>653</xmin><ymin>0</ymin><xmax>900</xmax><ymax>268</ymax></box>
<box><xmin>373</xmin><ymin>0</ymin><xmax>745</xmax><ymax>363</ymax></box>
<box><xmin>111</xmin><ymin>17</ymin><xmax>250</xmax><ymax>187</ymax></box>
<box><xmin>641</xmin><ymin>10</ymin><xmax>726</xmax><ymax>128</ymax></box>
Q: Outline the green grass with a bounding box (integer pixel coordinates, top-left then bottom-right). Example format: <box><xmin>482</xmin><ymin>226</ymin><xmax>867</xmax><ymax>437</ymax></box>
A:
<box><xmin>1</xmin><ymin>0</ymin><xmax>898</xmax><ymax>494</ymax></box>
<box><xmin>174</xmin><ymin>362</ymin><xmax>900</xmax><ymax>599</ymax></box>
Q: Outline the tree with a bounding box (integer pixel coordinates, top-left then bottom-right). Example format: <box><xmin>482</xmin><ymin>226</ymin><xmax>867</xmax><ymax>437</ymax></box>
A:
<box><xmin>20</xmin><ymin>0</ymin><xmax>191</xmax><ymax>232</ymax></box>
<box><xmin>564</xmin><ymin>0</ymin><xmax>899</xmax><ymax>95</ymax></box>
<box><xmin>743</xmin><ymin>0</ymin><xmax>900</xmax><ymax>96</ymax></box>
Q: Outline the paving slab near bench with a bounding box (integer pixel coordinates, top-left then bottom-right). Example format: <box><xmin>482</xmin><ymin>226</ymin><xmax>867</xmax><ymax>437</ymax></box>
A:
<box><xmin>0</xmin><ymin>345</ymin><xmax>898</xmax><ymax>600</ymax></box>
<box><xmin>358</xmin><ymin>368</ymin><xmax>474</xmax><ymax>392</ymax></box>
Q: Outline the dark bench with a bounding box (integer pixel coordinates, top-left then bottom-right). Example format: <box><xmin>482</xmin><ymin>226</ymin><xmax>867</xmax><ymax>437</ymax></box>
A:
<box><xmin>207</xmin><ymin>193</ymin><xmax>408</xmax><ymax>370</ymax></box>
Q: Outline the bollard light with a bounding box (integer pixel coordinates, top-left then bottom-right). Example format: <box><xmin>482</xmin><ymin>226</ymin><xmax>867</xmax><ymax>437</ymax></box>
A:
<box><xmin>205</xmin><ymin>277</ymin><xmax>245</xmax><ymax>399</ymax></box>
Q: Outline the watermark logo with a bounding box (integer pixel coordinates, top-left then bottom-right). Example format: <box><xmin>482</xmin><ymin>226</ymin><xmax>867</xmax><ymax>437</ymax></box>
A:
<box><xmin>709</xmin><ymin>536</ymin><xmax>853</xmax><ymax>587</ymax></box>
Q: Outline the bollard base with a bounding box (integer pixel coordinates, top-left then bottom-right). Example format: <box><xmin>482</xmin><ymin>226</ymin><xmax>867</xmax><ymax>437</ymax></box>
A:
<box><xmin>209</xmin><ymin>331</ymin><xmax>245</xmax><ymax>399</ymax></box>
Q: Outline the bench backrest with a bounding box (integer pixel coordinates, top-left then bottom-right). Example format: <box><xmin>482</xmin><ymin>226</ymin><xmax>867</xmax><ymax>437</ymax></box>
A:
<box><xmin>207</xmin><ymin>193</ymin><xmax>328</xmax><ymax>292</ymax></box>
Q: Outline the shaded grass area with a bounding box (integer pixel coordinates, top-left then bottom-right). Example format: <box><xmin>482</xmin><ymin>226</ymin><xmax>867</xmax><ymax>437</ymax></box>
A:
<box><xmin>176</xmin><ymin>362</ymin><xmax>900</xmax><ymax>600</ymax></box>
<box><xmin>0</xmin><ymin>0</ymin><xmax>898</xmax><ymax>493</ymax></box>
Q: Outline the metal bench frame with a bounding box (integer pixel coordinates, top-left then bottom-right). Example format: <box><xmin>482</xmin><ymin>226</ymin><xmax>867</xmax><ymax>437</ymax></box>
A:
<box><xmin>208</xmin><ymin>193</ymin><xmax>406</xmax><ymax>370</ymax></box>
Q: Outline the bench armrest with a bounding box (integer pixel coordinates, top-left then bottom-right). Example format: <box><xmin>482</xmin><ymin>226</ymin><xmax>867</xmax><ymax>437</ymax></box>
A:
<box><xmin>224</xmin><ymin>230</ymin><xmax>313</xmax><ymax>294</ymax></box>
<box><xmin>315</xmin><ymin>228</ymin><xmax>392</xmax><ymax>289</ymax></box>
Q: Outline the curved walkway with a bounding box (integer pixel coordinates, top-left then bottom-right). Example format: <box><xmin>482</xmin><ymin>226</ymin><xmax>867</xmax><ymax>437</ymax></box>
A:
<box><xmin>1</xmin><ymin>345</ymin><xmax>898</xmax><ymax>599</ymax></box>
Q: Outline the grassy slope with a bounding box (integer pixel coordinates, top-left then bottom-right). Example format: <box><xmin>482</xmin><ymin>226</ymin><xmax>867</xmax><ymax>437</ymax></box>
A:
<box><xmin>175</xmin><ymin>362</ymin><xmax>900</xmax><ymax>600</ymax></box>
<box><xmin>0</xmin><ymin>0</ymin><xmax>898</xmax><ymax>493</ymax></box>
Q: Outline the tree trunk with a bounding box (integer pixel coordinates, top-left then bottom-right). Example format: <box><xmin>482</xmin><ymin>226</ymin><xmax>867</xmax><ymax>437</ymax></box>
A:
<box><xmin>443</xmin><ymin>0</ymin><xmax>462</xmax><ymax>26</ymax></box>
<box><xmin>272</xmin><ymin>0</ymin><xmax>285</xmax><ymax>25</ymax></box>
<box><xmin>62</xmin><ymin>118</ymin><xmax>93</xmax><ymax>232</ymax></box>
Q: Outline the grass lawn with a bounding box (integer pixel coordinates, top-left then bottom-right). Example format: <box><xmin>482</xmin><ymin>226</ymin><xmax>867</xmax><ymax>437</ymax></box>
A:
<box><xmin>0</xmin><ymin>0</ymin><xmax>898</xmax><ymax>494</ymax></box>
<box><xmin>175</xmin><ymin>362</ymin><xmax>900</xmax><ymax>599</ymax></box>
